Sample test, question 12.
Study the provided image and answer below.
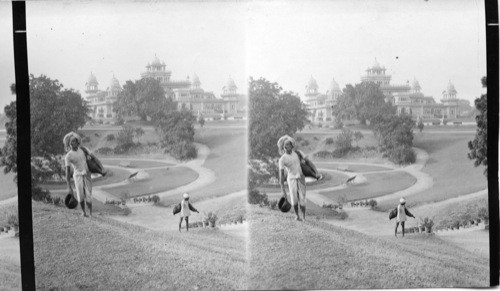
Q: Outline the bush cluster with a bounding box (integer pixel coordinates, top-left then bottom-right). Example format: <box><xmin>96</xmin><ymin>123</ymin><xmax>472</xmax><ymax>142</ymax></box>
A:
<box><xmin>106</xmin><ymin>134</ymin><xmax>115</xmax><ymax>141</ymax></box>
<box><xmin>385</xmin><ymin>145</ymin><xmax>416</xmax><ymax>164</ymax></box>
<box><xmin>325</xmin><ymin>137</ymin><xmax>334</xmax><ymax>145</ymax></box>
<box><xmin>131</xmin><ymin>195</ymin><xmax>160</xmax><ymax>204</ymax></box>
<box><xmin>248</xmin><ymin>189</ymin><xmax>269</xmax><ymax>205</ymax></box>
<box><xmin>163</xmin><ymin>140</ymin><xmax>197</xmax><ymax>160</ymax></box>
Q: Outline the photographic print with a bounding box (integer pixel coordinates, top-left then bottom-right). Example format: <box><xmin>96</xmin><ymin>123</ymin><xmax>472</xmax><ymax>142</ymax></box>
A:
<box><xmin>0</xmin><ymin>0</ymin><xmax>494</xmax><ymax>290</ymax></box>
<box><xmin>245</xmin><ymin>0</ymin><xmax>489</xmax><ymax>289</ymax></box>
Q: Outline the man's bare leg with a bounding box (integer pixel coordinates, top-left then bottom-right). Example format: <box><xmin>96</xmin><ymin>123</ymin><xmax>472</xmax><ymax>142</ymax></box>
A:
<box><xmin>294</xmin><ymin>205</ymin><xmax>302</xmax><ymax>221</ymax></box>
<box><xmin>80</xmin><ymin>201</ymin><xmax>87</xmax><ymax>217</ymax></box>
<box><xmin>300</xmin><ymin>205</ymin><xmax>306</xmax><ymax>221</ymax></box>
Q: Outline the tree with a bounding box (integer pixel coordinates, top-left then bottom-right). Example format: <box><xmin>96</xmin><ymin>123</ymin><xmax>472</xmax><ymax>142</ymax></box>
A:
<box><xmin>154</xmin><ymin>109</ymin><xmax>197</xmax><ymax>160</ymax></box>
<box><xmin>332</xmin><ymin>82</ymin><xmax>395</xmax><ymax>125</ymax></box>
<box><xmin>1</xmin><ymin>75</ymin><xmax>90</xmax><ymax>184</ymax></box>
<box><xmin>117</xmin><ymin>124</ymin><xmax>135</xmax><ymax>146</ymax></box>
<box><xmin>114</xmin><ymin>78</ymin><xmax>173</xmax><ymax>121</ymax></box>
<box><xmin>417</xmin><ymin>117</ymin><xmax>424</xmax><ymax>133</ymax></box>
<box><xmin>468</xmin><ymin>77</ymin><xmax>487</xmax><ymax>177</ymax></box>
<box><xmin>249</xmin><ymin>77</ymin><xmax>309</xmax><ymax>161</ymax></box>
<box><xmin>372</xmin><ymin>114</ymin><xmax>415</xmax><ymax>152</ymax></box>
<box><xmin>248</xmin><ymin>77</ymin><xmax>309</xmax><ymax>189</ymax></box>
<box><xmin>198</xmin><ymin>115</ymin><xmax>205</xmax><ymax>128</ymax></box>
<box><xmin>372</xmin><ymin>114</ymin><xmax>416</xmax><ymax>164</ymax></box>
<box><xmin>134</xmin><ymin>127</ymin><xmax>145</xmax><ymax>143</ymax></box>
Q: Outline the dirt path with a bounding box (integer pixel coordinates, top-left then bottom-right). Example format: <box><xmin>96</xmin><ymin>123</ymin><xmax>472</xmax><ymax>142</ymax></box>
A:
<box><xmin>100</xmin><ymin>143</ymin><xmax>245</xmax><ymax>238</ymax></box>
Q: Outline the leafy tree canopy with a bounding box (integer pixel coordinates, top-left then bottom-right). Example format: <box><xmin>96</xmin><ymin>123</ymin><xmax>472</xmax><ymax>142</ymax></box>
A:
<box><xmin>1</xmin><ymin>75</ymin><xmax>90</xmax><ymax>183</ymax></box>
<box><xmin>114</xmin><ymin>78</ymin><xmax>173</xmax><ymax>121</ymax></box>
<box><xmin>249</xmin><ymin>77</ymin><xmax>309</xmax><ymax>162</ymax></box>
<box><xmin>372</xmin><ymin>114</ymin><xmax>415</xmax><ymax>152</ymax></box>
<box><xmin>332</xmin><ymin>82</ymin><xmax>395</xmax><ymax>125</ymax></box>
<box><xmin>468</xmin><ymin>76</ymin><xmax>487</xmax><ymax>176</ymax></box>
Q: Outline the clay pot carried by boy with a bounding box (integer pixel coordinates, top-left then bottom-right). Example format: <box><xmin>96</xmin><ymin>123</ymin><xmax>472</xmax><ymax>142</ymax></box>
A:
<box><xmin>64</xmin><ymin>193</ymin><xmax>78</xmax><ymax>209</ymax></box>
<box><xmin>278</xmin><ymin>196</ymin><xmax>291</xmax><ymax>213</ymax></box>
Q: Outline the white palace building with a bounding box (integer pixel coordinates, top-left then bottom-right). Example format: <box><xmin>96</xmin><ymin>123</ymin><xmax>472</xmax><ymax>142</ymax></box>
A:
<box><xmin>85</xmin><ymin>55</ymin><xmax>246</xmax><ymax>121</ymax></box>
<box><xmin>303</xmin><ymin>59</ymin><xmax>472</xmax><ymax>123</ymax></box>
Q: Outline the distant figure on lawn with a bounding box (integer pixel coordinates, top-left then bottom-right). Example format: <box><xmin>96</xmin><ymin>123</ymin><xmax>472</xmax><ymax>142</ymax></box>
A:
<box><xmin>179</xmin><ymin>193</ymin><xmax>199</xmax><ymax>232</ymax></box>
<box><xmin>277</xmin><ymin>135</ymin><xmax>307</xmax><ymax>221</ymax></box>
<box><xmin>64</xmin><ymin>132</ymin><xmax>93</xmax><ymax>218</ymax></box>
<box><xmin>395</xmin><ymin>197</ymin><xmax>415</xmax><ymax>237</ymax></box>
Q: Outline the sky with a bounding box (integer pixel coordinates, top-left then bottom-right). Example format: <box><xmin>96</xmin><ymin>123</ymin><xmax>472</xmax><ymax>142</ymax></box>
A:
<box><xmin>0</xmin><ymin>0</ymin><xmax>486</xmax><ymax>111</ymax></box>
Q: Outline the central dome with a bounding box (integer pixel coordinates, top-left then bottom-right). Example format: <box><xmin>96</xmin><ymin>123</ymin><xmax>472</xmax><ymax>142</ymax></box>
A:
<box><xmin>447</xmin><ymin>81</ymin><xmax>457</xmax><ymax>94</ymax></box>
<box><xmin>307</xmin><ymin>76</ymin><xmax>318</xmax><ymax>90</ymax></box>
<box><xmin>329</xmin><ymin>77</ymin><xmax>340</xmax><ymax>92</ymax></box>
<box><xmin>109</xmin><ymin>75</ymin><xmax>121</xmax><ymax>91</ymax></box>
<box><xmin>87</xmin><ymin>73</ymin><xmax>98</xmax><ymax>85</ymax></box>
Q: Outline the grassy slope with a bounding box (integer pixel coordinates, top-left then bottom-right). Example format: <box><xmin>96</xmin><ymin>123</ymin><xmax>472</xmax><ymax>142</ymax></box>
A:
<box><xmin>247</xmin><ymin>206</ymin><xmax>489</xmax><ymax>289</ymax></box>
<box><xmin>33</xmin><ymin>202</ymin><xmax>247</xmax><ymax>290</ymax></box>
<box><xmin>0</xmin><ymin>168</ymin><xmax>17</xmax><ymax>201</ymax></box>
<box><xmin>188</xmin><ymin>128</ymin><xmax>247</xmax><ymax>200</ymax></box>
<box><xmin>378</xmin><ymin>133</ymin><xmax>486</xmax><ymax>211</ymax></box>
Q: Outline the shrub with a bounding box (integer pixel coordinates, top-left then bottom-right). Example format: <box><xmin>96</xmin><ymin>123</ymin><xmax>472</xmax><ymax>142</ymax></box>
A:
<box><xmin>114</xmin><ymin>143</ymin><xmax>141</xmax><ymax>154</ymax></box>
<box><xmin>205</xmin><ymin>212</ymin><xmax>218</xmax><ymax>227</ymax></box>
<box><xmin>386</xmin><ymin>146</ymin><xmax>416</xmax><ymax>165</ymax></box>
<box><xmin>268</xmin><ymin>199</ymin><xmax>278</xmax><ymax>210</ymax></box>
<box><xmin>421</xmin><ymin>217</ymin><xmax>435</xmax><ymax>232</ymax></box>
<box><xmin>52</xmin><ymin>196</ymin><xmax>62</xmax><ymax>206</ymax></box>
<box><xmin>338</xmin><ymin>211</ymin><xmax>348</xmax><ymax>220</ymax></box>
<box><xmin>106</xmin><ymin>134</ymin><xmax>115</xmax><ymax>141</ymax></box>
<box><xmin>295</xmin><ymin>136</ymin><xmax>303</xmax><ymax>142</ymax></box>
<box><xmin>95</xmin><ymin>147</ymin><xmax>114</xmax><ymax>155</ymax></box>
<box><xmin>248</xmin><ymin>189</ymin><xmax>269</xmax><ymax>205</ymax></box>
<box><xmin>82</xmin><ymin>136</ymin><xmax>91</xmax><ymax>143</ymax></box>
<box><xmin>367</xmin><ymin>199</ymin><xmax>377</xmax><ymax>208</ymax></box>
<box><xmin>331</xmin><ymin>147</ymin><xmax>350</xmax><ymax>158</ymax></box>
<box><xmin>117</xmin><ymin>124</ymin><xmax>135</xmax><ymax>146</ymax></box>
<box><xmin>313</xmin><ymin>136</ymin><xmax>319</xmax><ymax>141</ymax></box>
<box><xmin>478</xmin><ymin>207</ymin><xmax>489</xmax><ymax>221</ymax></box>
<box><xmin>301</xmin><ymin>140</ymin><xmax>310</xmax><ymax>147</ymax></box>
<box><xmin>164</xmin><ymin>140</ymin><xmax>198</xmax><ymax>160</ymax></box>
<box><xmin>335</xmin><ymin>128</ymin><xmax>354</xmax><ymax>151</ymax></box>
<box><xmin>32</xmin><ymin>186</ymin><xmax>51</xmax><ymax>202</ymax></box>
<box><xmin>7</xmin><ymin>213</ymin><xmax>18</xmax><ymax>227</ymax></box>
<box><xmin>152</xmin><ymin>195</ymin><xmax>160</xmax><ymax>204</ymax></box>
<box><xmin>314</xmin><ymin>150</ymin><xmax>332</xmax><ymax>159</ymax></box>
<box><xmin>325</xmin><ymin>137</ymin><xmax>334</xmax><ymax>145</ymax></box>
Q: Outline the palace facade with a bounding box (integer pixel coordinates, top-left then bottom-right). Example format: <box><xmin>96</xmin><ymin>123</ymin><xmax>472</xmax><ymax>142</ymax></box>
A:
<box><xmin>303</xmin><ymin>60</ymin><xmax>472</xmax><ymax>123</ymax></box>
<box><xmin>85</xmin><ymin>73</ymin><xmax>122</xmax><ymax>120</ymax></box>
<box><xmin>85</xmin><ymin>55</ymin><xmax>246</xmax><ymax>121</ymax></box>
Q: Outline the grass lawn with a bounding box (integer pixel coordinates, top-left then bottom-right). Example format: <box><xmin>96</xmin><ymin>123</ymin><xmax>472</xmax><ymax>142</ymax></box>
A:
<box><xmin>0</xmin><ymin>169</ymin><xmax>17</xmax><ymax>201</ymax></box>
<box><xmin>319</xmin><ymin>171</ymin><xmax>416</xmax><ymax>202</ymax></box>
<box><xmin>265</xmin><ymin>192</ymin><xmax>347</xmax><ymax>220</ymax></box>
<box><xmin>247</xmin><ymin>206</ymin><xmax>488</xmax><ymax>289</ymax></box>
<box><xmin>174</xmin><ymin>127</ymin><xmax>246</xmax><ymax>204</ymax></box>
<box><xmin>315</xmin><ymin>162</ymin><xmax>392</xmax><ymax>172</ymax></box>
<box><xmin>100</xmin><ymin>159</ymin><xmax>173</xmax><ymax>168</ymax></box>
<box><xmin>258</xmin><ymin>171</ymin><xmax>349</xmax><ymax>192</ymax></box>
<box><xmin>105</xmin><ymin>167</ymin><xmax>198</xmax><ymax>198</ymax></box>
<box><xmin>0</xmin><ymin>203</ymin><xmax>17</xmax><ymax>228</ymax></box>
<box><xmin>416</xmin><ymin>195</ymin><xmax>488</xmax><ymax>229</ymax></box>
<box><xmin>32</xmin><ymin>202</ymin><xmax>247</xmax><ymax>290</ymax></box>
<box><xmin>40</xmin><ymin>167</ymin><xmax>132</xmax><ymax>191</ymax></box>
<box><xmin>377</xmin><ymin>133</ymin><xmax>487</xmax><ymax>211</ymax></box>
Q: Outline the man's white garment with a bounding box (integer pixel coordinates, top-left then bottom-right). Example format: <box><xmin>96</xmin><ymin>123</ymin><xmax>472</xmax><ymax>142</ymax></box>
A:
<box><xmin>278</xmin><ymin>151</ymin><xmax>303</xmax><ymax>179</ymax></box>
<box><xmin>65</xmin><ymin>148</ymin><xmax>92</xmax><ymax>203</ymax></box>
<box><xmin>279</xmin><ymin>151</ymin><xmax>306</xmax><ymax>206</ymax></box>
<box><xmin>65</xmin><ymin>148</ymin><xmax>89</xmax><ymax>176</ymax></box>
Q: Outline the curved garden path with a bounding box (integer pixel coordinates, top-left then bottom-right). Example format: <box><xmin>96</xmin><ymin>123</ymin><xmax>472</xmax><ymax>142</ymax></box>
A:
<box><xmin>304</xmin><ymin>147</ymin><xmax>488</xmax><ymax>244</ymax></box>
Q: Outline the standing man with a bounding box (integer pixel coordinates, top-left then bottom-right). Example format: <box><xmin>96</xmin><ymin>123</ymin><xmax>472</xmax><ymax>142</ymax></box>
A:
<box><xmin>278</xmin><ymin>135</ymin><xmax>307</xmax><ymax>221</ymax></box>
<box><xmin>64</xmin><ymin>132</ymin><xmax>93</xmax><ymax>218</ymax></box>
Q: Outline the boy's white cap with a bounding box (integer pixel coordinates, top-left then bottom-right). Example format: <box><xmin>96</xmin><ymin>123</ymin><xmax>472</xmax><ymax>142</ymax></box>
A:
<box><xmin>183</xmin><ymin>193</ymin><xmax>189</xmax><ymax>199</ymax></box>
<box><xmin>400</xmin><ymin>198</ymin><xmax>406</xmax><ymax>204</ymax></box>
